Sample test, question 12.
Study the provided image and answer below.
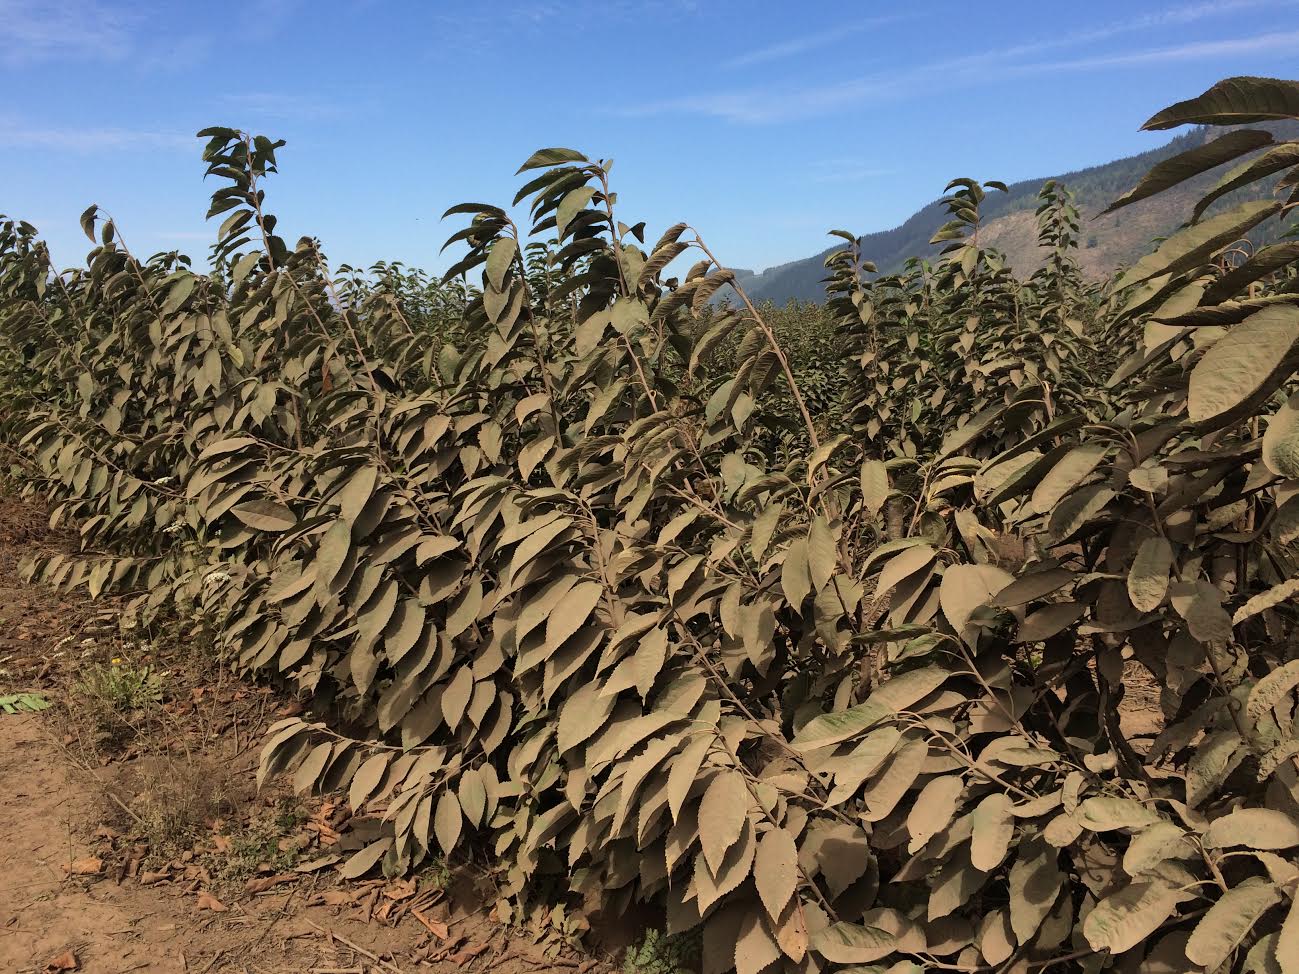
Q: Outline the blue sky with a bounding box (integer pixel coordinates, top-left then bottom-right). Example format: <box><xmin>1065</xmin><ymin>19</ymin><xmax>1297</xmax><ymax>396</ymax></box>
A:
<box><xmin>3</xmin><ymin>0</ymin><xmax>1298</xmax><ymax>276</ymax></box>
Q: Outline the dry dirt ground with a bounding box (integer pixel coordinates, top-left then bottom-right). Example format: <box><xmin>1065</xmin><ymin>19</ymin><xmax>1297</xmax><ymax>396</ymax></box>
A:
<box><xmin>0</xmin><ymin>496</ymin><xmax>612</xmax><ymax>974</ymax></box>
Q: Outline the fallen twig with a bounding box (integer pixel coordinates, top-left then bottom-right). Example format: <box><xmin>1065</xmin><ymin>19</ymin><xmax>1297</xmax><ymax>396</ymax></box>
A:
<box><xmin>304</xmin><ymin>917</ymin><xmax>407</xmax><ymax>974</ymax></box>
<box><xmin>40</xmin><ymin>729</ymin><xmax>145</xmax><ymax>826</ymax></box>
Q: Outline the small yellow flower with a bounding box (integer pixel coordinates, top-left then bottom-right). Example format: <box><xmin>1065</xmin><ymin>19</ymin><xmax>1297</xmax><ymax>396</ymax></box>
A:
<box><xmin>111</xmin><ymin>657</ymin><xmax>122</xmax><ymax>665</ymax></box>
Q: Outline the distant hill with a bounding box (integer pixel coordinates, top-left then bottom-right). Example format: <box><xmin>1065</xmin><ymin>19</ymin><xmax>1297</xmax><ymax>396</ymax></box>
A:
<box><xmin>737</xmin><ymin>121</ymin><xmax>1299</xmax><ymax>306</ymax></box>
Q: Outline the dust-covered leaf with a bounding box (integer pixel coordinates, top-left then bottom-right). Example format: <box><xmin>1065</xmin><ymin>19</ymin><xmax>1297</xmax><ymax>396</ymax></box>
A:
<box><xmin>699</xmin><ymin>770</ymin><xmax>749</xmax><ymax>874</ymax></box>
<box><xmin>1082</xmin><ymin>882</ymin><xmax>1183</xmax><ymax>955</ymax></box>
<box><xmin>753</xmin><ymin>828</ymin><xmax>798</xmax><ymax>920</ymax></box>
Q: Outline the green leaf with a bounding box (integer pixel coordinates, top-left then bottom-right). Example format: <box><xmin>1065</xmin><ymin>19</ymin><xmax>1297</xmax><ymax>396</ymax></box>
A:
<box><xmin>333</xmin><ymin>465</ymin><xmax>379</xmax><ymax>525</ymax></box>
<box><xmin>1115</xmin><ymin>199</ymin><xmax>1281</xmax><ymax>291</ymax></box>
<box><xmin>927</xmin><ymin>850</ymin><xmax>986</xmax><ymax>921</ymax></box>
<box><xmin>231</xmin><ymin>498</ymin><xmax>297</xmax><ymax>533</ymax></box>
<box><xmin>485</xmin><ymin>236</ymin><xmax>517</xmax><ymax>292</ymax></box>
<box><xmin>1203</xmin><ymin>808</ymin><xmax>1299</xmax><ymax>850</ymax></box>
<box><xmin>434</xmin><ymin>790</ymin><xmax>463</xmax><ymax>854</ymax></box>
<box><xmin>938</xmin><ymin>402</ymin><xmax>1004</xmax><ymax>460</ymax></box>
<box><xmin>556</xmin><ymin>187</ymin><xmax>597</xmax><ymax>238</ymax></box>
<box><xmin>1123</xmin><ymin>822</ymin><xmax>1195</xmax><ymax>875</ymax></box>
<box><xmin>1246</xmin><ymin>659</ymin><xmax>1299</xmax><ymax>722</ymax></box>
<box><xmin>631</xmin><ymin>627</ymin><xmax>668</xmax><ymax>698</ymax></box>
<box><xmin>1082</xmin><ymin>882</ymin><xmax>1182</xmax><ymax>955</ymax></box>
<box><xmin>293</xmin><ymin>741</ymin><xmax>333</xmax><ymax>794</ymax></box>
<box><xmin>1189</xmin><ymin>305</ymin><xmax>1299</xmax><ymax>426</ymax></box>
<box><xmin>1048</xmin><ymin>485</ymin><xmax>1114</xmax><ymax>542</ymax></box>
<box><xmin>1185</xmin><ymin>880</ymin><xmax>1279</xmax><ymax>970</ymax></box>
<box><xmin>79</xmin><ymin>204</ymin><xmax>99</xmax><ymax>242</ymax></box>
<box><xmin>699</xmin><ymin>770</ymin><xmax>748</xmax><ymax>874</ymax></box>
<box><xmin>734</xmin><ymin>912</ymin><xmax>780</xmax><ymax>974</ymax></box>
<box><xmin>1101</xmin><ymin>129</ymin><xmax>1274</xmax><ymax>215</ymax></box>
<box><xmin>356</xmin><ymin>580</ymin><xmax>398</xmax><ymax>649</ymax></box>
<box><xmin>1008</xmin><ymin>840</ymin><xmax>1065</xmax><ymax>943</ymax></box>
<box><xmin>668</xmin><ymin>734</ymin><xmax>712</xmax><ymax>822</ymax></box>
<box><xmin>1127</xmin><ymin>537</ymin><xmax>1173</xmax><ymax>613</ymax></box>
<box><xmin>545</xmin><ymin>581</ymin><xmax>603</xmax><ymax>658</ymax></box>
<box><xmin>349</xmin><ymin>753</ymin><xmax>389</xmax><ymax>812</ymax></box>
<box><xmin>1263</xmin><ymin>393</ymin><xmax>1299</xmax><ymax>479</ymax></box>
<box><xmin>1204</xmin><ymin>242</ymin><xmax>1299</xmax><ymax>305</ymax></box>
<box><xmin>1029</xmin><ymin>443</ymin><xmax>1108</xmax><ymax>515</ymax></box>
<box><xmin>872</xmin><ymin>544</ymin><xmax>936</xmax><ymax>599</ymax></box>
<box><xmin>517</xmin><ymin>147</ymin><xmax>589</xmax><ymax>173</ymax></box>
<box><xmin>312</xmin><ymin>520</ymin><xmax>352</xmax><ymax>599</ymax></box>
<box><xmin>970</xmin><ymin>793</ymin><xmax>1014</xmax><ymax>870</ymax></box>
<box><xmin>1187</xmin><ymin>730</ymin><xmax>1245</xmax><ymax>807</ymax></box>
<box><xmin>781</xmin><ymin>538</ymin><xmax>811</xmax><ymax>610</ymax></box>
<box><xmin>749</xmin><ymin>502</ymin><xmax>782</xmax><ymax>562</ymax></box>
<box><xmin>1192</xmin><ymin>142</ymin><xmax>1299</xmax><ymax>223</ymax></box>
<box><xmin>905</xmin><ymin>775</ymin><xmax>964</xmax><ymax>850</ymax></box>
<box><xmin>1143</xmin><ymin>76</ymin><xmax>1299</xmax><ymax>129</ymax></box>
<box><xmin>1076</xmin><ymin>796</ymin><xmax>1162</xmax><ymax>831</ymax></box>
<box><xmin>860</xmin><ymin>460</ymin><xmax>889</xmax><ymax>518</ymax></box>
<box><xmin>807</xmin><ymin>516</ymin><xmax>836</xmax><ymax>592</ymax></box>
<box><xmin>995</xmin><ymin>567</ymin><xmax>1075</xmax><ymax>608</ymax></box>
<box><xmin>792</xmin><ymin>666</ymin><xmax>948</xmax><ymax>751</ymax></box>
<box><xmin>339</xmin><ymin>837</ymin><xmax>392</xmax><ymax>879</ymax></box>
<box><xmin>457</xmin><ymin>769</ymin><xmax>487</xmax><ymax>828</ymax></box>
<box><xmin>1235</xmin><ymin>578</ymin><xmax>1299</xmax><ymax>626</ymax></box>
<box><xmin>556</xmin><ymin>679</ymin><xmax>615</xmax><ymax>753</ymax></box>
<box><xmin>862</xmin><ymin>736</ymin><xmax>925</xmax><ymax>823</ymax></box>
<box><xmin>1186</xmin><ymin>588</ymin><xmax>1233</xmax><ymax>644</ymax></box>
<box><xmin>753</xmin><ymin>828</ymin><xmax>798</xmax><ymax>920</ymax></box>
<box><xmin>0</xmin><ymin>692</ymin><xmax>51</xmax><ymax>714</ymax></box>
<box><xmin>1279</xmin><ymin>894</ymin><xmax>1299</xmax><ymax>974</ymax></box>
<box><xmin>809</xmin><ymin>923</ymin><xmax>896</xmax><ymax>965</ymax></box>
<box><xmin>940</xmin><ymin>564</ymin><xmax>1012</xmax><ymax>642</ymax></box>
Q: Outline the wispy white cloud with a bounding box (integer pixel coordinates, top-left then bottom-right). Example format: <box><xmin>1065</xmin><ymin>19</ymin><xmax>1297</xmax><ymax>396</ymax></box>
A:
<box><xmin>715</xmin><ymin>0</ymin><xmax>1285</xmax><ymax>77</ymax></box>
<box><xmin>0</xmin><ymin>0</ymin><xmax>134</xmax><ymax>67</ymax></box>
<box><xmin>240</xmin><ymin>0</ymin><xmax>306</xmax><ymax>43</ymax></box>
<box><xmin>0</xmin><ymin>121</ymin><xmax>193</xmax><ymax>152</ymax></box>
<box><xmin>426</xmin><ymin>0</ymin><xmax>700</xmax><ymax>53</ymax></box>
<box><xmin>721</xmin><ymin>14</ymin><xmax>914</xmax><ymax>70</ymax></box>
<box><xmin>0</xmin><ymin>0</ymin><xmax>216</xmax><ymax>71</ymax></box>
<box><xmin>221</xmin><ymin>92</ymin><xmax>344</xmax><ymax>121</ymax></box>
<box><xmin>1015</xmin><ymin>29</ymin><xmax>1299</xmax><ymax>73</ymax></box>
<box><xmin>806</xmin><ymin>160</ymin><xmax>898</xmax><ymax>183</ymax></box>
<box><xmin>628</xmin><ymin>7</ymin><xmax>1299</xmax><ymax>125</ymax></box>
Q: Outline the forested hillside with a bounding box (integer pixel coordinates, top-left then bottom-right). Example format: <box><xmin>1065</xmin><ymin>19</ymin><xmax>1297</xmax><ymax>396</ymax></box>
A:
<box><xmin>738</xmin><ymin>119</ymin><xmax>1299</xmax><ymax>303</ymax></box>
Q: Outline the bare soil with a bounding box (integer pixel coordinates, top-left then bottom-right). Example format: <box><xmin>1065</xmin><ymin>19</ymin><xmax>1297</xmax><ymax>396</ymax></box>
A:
<box><xmin>0</xmin><ymin>495</ymin><xmax>611</xmax><ymax>974</ymax></box>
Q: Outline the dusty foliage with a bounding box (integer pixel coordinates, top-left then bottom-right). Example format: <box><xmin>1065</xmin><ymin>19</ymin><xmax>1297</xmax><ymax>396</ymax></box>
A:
<box><xmin>3</xmin><ymin>75</ymin><xmax>1299</xmax><ymax>973</ymax></box>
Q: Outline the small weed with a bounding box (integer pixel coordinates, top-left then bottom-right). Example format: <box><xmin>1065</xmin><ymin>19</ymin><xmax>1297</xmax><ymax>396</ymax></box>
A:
<box><xmin>78</xmin><ymin>657</ymin><xmax>164</xmax><ymax>712</ymax></box>
<box><xmin>624</xmin><ymin>929</ymin><xmax>700</xmax><ymax>974</ymax></box>
<box><xmin>130</xmin><ymin>757</ymin><xmax>228</xmax><ymax>864</ymax></box>
<box><xmin>273</xmin><ymin>796</ymin><xmax>308</xmax><ymax>834</ymax></box>
<box><xmin>72</xmin><ymin>655</ymin><xmax>166</xmax><ymax>745</ymax></box>
<box><xmin>216</xmin><ymin>797</ymin><xmax>308</xmax><ymax>886</ymax></box>
<box><xmin>419</xmin><ymin>855</ymin><xmax>452</xmax><ymax>893</ymax></box>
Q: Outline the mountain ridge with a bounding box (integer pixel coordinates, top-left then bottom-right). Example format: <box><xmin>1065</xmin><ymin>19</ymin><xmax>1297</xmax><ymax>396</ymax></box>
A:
<box><xmin>735</xmin><ymin>120</ymin><xmax>1299</xmax><ymax>305</ymax></box>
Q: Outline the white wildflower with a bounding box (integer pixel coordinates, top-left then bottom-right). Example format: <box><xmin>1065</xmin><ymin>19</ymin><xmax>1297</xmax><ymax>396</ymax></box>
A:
<box><xmin>203</xmin><ymin>569</ymin><xmax>232</xmax><ymax>588</ymax></box>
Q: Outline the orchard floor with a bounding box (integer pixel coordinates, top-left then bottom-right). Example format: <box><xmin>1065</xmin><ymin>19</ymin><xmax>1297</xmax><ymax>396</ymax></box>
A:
<box><xmin>0</xmin><ymin>496</ymin><xmax>610</xmax><ymax>974</ymax></box>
